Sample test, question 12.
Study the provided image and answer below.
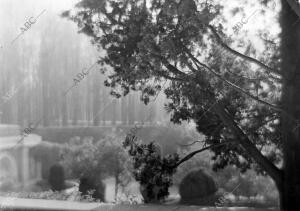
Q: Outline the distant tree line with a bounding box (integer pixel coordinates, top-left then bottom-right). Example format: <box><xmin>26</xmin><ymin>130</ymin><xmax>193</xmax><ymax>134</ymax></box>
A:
<box><xmin>0</xmin><ymin>2</ymin><xmax>167</xmax><ymax>127</ymax></box>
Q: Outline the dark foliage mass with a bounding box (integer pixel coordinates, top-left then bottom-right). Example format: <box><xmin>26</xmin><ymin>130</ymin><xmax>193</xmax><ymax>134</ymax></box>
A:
<box><xmin>123</xmin><ymin>133</ymin><xmax>179</xmax><ymax>203</ymax></box>
<box><xmin>79</xmin><ymin>176</ymin><xmax>105</xmax><ymax>201</ymax></box>
<box><xmin>31</xmin><ymin>142</ymin><xmax>62</xmax><ymax>179</ymax></box>
<box><xmin>48</xmin><ymin>164</ymin><xmax>65</xmax><ymax>191</ymax></box>
<box><xmin>179</xmin><ymin>169</ymin><xmax>217</xmax><ymax>205</ymax></box>
<box><xmin>63</xmin><ymin>0</ymin><xmax>282</xmax><ymax>175</ymax></box>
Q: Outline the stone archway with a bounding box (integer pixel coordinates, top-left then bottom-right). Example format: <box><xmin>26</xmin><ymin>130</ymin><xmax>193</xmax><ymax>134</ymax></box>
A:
<box><xmin>0</xmin><ymin>152</ymin><xmax>18</xmax><ymax>191</ymax></box>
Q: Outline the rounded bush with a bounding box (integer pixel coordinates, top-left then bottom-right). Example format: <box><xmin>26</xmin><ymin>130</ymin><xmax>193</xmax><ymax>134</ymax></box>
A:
<box><xmin>79</xmin><ymin>177</ymin><xmax>105</xmax><ymax>202</ymax></box>
<box><xmin>48</xmin><ymin>164</ymin><xmax>65</xmax><ymax>191</ymax></box>
<box><xmin>179</xmin><ymin>169</ymin><xmax>218</xmax><ymax>205</ymax></box>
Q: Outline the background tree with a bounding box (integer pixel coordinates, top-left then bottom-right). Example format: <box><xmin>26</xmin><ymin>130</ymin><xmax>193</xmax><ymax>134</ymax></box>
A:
<box><xmin>64</xmin><ymin>0</ymin><xmax>300</xmax><ymax>209</ymax></box>
<box><xmin>0</xmin><ymin>0</ymin><xmax>165</xmax><ymax>128</ymax></box>
<box><xmin>61</xmin><ymin>134</ymin><xmax>130</xmax><ymax>201</ymax></box>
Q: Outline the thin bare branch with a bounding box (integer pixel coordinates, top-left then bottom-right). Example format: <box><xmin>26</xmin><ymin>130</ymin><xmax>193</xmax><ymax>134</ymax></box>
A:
<box><xmin>177</xmin><ymin>140</ymin><xmax>205</xmax><ymax>147</ymax></box>
<box><xmin>173</xmin><ymin>142</ymin><xmax>234</xmax><ymax>168</ymax></box>
<box><xmin>183</xmin><ymin>47</ymin><xmax>282</xmax><ymax>112</ymax></box>
<box><xmin>207</xmin><ymin>25</ymin><xmax>282</xmax><ymax>78</ymax></box>
<box><xmin>226</xmin><ymin>69</ymin><xmax>265</xmax><ymax>82</ymax></box>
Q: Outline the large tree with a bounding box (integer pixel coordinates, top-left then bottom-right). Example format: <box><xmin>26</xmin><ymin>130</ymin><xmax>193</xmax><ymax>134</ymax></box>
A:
<box><xmin>64</xmin><ymin>0</ymin><xmax>300</xmax><ymax>210</ymax></box>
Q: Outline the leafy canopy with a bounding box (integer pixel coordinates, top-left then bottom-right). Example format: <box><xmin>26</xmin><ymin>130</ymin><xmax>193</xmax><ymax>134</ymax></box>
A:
<box><xmin>64</xmin><ymin>0</ymin><xmax>282</xmax><ymax>173</ymax></box>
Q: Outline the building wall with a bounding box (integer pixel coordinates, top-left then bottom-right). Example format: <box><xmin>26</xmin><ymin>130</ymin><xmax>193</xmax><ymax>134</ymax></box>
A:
<box><xmin>0</xmin><ymin>145</ymin><xmax>42</xmax><ymax>191</ymax></box>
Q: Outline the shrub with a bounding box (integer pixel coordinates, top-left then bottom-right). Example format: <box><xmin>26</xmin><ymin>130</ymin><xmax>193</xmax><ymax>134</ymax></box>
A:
<box><xmin>123</xmin><ymin>134</ymin><xmax>179</xmax><ymax>203</ymax></box>
<box><xmin>61</xmin><ymin>134</ymin><xmax>131</xmax><ymax>202</ymax></box>
<box><xmin>79</xmin><ymin>176</ymin><xmax>105</xmax><ymax>202</ymax></box>
<box><xmin>30</xmin><ymin>142</ymin><xmax>62</xmax><ymax>179</ymax></box>
<box><xmin>61</xmin><ymin>135</ymin><xmax>130</xmax><ymax>181</ymax></box>
<box><xmin>179</xmin><ymin>169</ymin><xmax>218</xmax><ymax>205</ymax></box>
<box><xmin>48</xmin><ymin>164</ymin><xmax>65</xmax><ymax>191</ymax></box>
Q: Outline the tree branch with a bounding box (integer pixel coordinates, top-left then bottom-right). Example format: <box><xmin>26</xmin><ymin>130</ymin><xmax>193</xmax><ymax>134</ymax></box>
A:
<box><xmin>176</xmin><ymin>140</ymin><xmax>205</xmax><ymax>147</ymax></box>
<box><xmin>285</xmin><ymin>0</ymin><xmax>300</xmax><ymax>19</ymax></box>
<box><xmin>169</xmin><ymin>83</ymin><xmax>283</xmax><ymax>185</ymax></box>
<box><xmin>173</xmin><ymin>142</ymin><xmax>233</xmax><ymax>168</ymax></box>
<box><xmin>226</xmin><ymin>69</ymin><xmax>264</xmax><ymax>82</ymax></box>
<box><xmin>148</xmin><ymin>44</ymin><xmax>283</xmax><ymax>186</ymax></box>
<box><xmin>212</xmin><ymin>103</ymin><xmax>283</xmax><ymax>185</ymax></box>
<box><xmin>152</xmin><ymin>54</ymin><xmax>189</xmax><ymax>78</ymax></box>
<box><xmin>183</xmin><ymin>47</ymin><xmax>282</xmax><ymax>112</ymax></box>
<box><xmin>160</xmin><ymin>72</ymin><xmax>185</xmax><ymax>82</ymax></box>
<box><xmin>155</xmin><ymin>66</ymin><xmax>185</xmax><ymax>82</ymax></box>
<box><xmin>207</xmin><ymin>25</ymin><xmax>282</xmax><ymax>78</ymax></box>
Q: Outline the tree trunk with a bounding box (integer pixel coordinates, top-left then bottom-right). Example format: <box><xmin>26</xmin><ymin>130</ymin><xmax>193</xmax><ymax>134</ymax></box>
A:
<box><xmin>17</xmin><ymin>81</ymin><xmax>25</xmax><ymax>126</ymax></box>
<box><xmin>86</xmin><ymin>78</ymin><xmax>92</xmax><ymax>125</ymax></box>
<box><xmin>93</xmin><ymin>76</ymin><xmax>101</xmax><ymax>126</ymax></box>
<box><xmin>42</xmin><ymin>82</ymin><xmax>50</xmax><ymax>127</ymax></box>
<box><xmin>112</xmin><ymin>99</ymin><xmax>117</xmax><ymax>125</ymax></box>
<box><xmin>279</xmin><ymin>1</ymin><xmax>300</xmax><ymax>210</ymax></box>
<box><xmin>101</xmin><ymin>88</ymin><xmax>107</xmax><ymax>125</ymax></box>
<box><xmin>114</xmin><ymin>173</ymin><xmax>119</xmax><ymax>202</ymax></box>
<box><xmin>121</xmin><ymin>96</ymin><xmax>128</xmax><ymax>125</ymax></box>
<box><xmin>128</xmin><ymin>93</ymin><xmax>135</xmax><ymax>125</ymax></box>
<box><xmin>61</xmin><ymin>93</ymin><xmax>68</xmax><ymax>126</ymax></box>
<box><xmin>72</xmin><ymin>90</ymin><xmax>79</xmax><ymax>125</ymax></box>
<box><xmin>61</xmin><ymin>59</ymin><xmax>69</xmax><ymax>126</ymax></box>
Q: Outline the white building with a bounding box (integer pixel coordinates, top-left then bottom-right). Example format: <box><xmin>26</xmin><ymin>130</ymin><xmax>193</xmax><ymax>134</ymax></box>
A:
<box><xmin>0</xmin><ymin>124</ymin><xmax>42</xmax><ymax>191</ymax></box>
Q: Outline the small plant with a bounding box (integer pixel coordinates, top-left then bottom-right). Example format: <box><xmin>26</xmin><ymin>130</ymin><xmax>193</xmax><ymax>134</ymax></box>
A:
<box><xmin>79</xmin><ymin>176</ymin><xmax>105</xmax><ymax>202</ymax></box>
<box><xmin>48</xmin><ymin>164</ymin><xmax>65</xmax><ymax>191</ymax></box>
<box><xmin>123</xmin><ymin>134</ymin><xmax>179</xmax><ymax>203</ymax></box>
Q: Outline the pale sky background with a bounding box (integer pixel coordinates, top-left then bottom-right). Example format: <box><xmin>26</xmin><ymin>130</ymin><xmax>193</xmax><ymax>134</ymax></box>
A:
<box><xmin>0</xmin><ymin>0</ymin><xmax>81</xmax><ymax>49</ymax></box>
<box><xmin>0</xmin><ymin>0</ymin><xmax>281</xmax><ymax>51</ymax></box>
<box><xmin>0</xmin><ymin>0</ymin><xmax>284</xmax><ymax>58</ymax></box>
<box><xmin>0</xmin><ymin>0</ymin><xmax>283</xmax><ymax>96</ymax></box>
